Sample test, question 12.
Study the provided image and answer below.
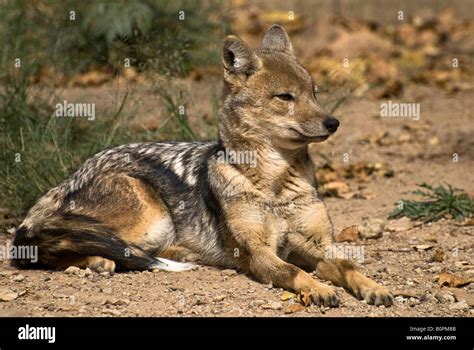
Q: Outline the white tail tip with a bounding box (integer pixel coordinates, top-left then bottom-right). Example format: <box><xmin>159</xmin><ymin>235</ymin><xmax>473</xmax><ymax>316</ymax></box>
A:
<box><xmin>150</xmin><ymin>258</ymin><xmax>197</xmax><ymax>272</ymax></box>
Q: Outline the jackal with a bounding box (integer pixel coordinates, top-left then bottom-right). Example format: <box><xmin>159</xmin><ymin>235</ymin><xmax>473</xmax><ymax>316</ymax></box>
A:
<box><xmin>13</xmin><ymin>25</ymin><xmax>393</xmax><ymax>307</ymax></box>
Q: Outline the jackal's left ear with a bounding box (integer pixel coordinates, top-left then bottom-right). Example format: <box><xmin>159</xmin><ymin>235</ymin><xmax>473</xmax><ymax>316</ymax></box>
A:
<box><xmin>222</xmin><ymin>35</ymin><xmax>262</xmax><ymax>77</ymax></box>
<box><xmin>261</xmin><ymin>24</ymin><xmax>295</xmax><ymax>57</ymax></box>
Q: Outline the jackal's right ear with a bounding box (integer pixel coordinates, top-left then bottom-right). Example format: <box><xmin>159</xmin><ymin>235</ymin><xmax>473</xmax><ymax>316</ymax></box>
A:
<box><xmin>221</xmin><ymin>36</ymin><xmax>262</xmax><ymax>78</ymax></box>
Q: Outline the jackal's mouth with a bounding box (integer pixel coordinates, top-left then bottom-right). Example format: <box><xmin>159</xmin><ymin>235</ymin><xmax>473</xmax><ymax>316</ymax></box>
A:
<box><xmin>288</xmin><ymin>128</ymin><xmax>330</xmax><ymax>142</ymax></box>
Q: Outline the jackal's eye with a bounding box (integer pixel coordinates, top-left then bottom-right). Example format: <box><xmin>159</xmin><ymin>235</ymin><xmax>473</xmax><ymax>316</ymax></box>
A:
<box><xmin>312</xmin><ymin>85</ymin><xmax>320</xmax><ymax>98</ymax></box>
<box><xmin>274</xmin><ymin>93</ymin><xmax>295</xmax><ymax>102</ymax></box>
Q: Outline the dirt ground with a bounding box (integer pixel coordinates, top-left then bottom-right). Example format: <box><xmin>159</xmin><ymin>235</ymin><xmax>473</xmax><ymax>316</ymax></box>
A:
<box><xmin>0</xmin><ymin>84</ymin><xmax>472</xmax><ymax>317</ymax></box>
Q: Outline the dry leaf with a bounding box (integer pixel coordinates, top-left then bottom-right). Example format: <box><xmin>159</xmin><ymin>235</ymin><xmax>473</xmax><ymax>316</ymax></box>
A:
<box><xmin>460</xmin><ymin>218</ymin><xmax>474</xmax><ymax>226</ymax></box>
<box><xmin>281</xmin><ymin>291</ymin><xmax>296</xmax><ymax>301</ymax></box>
<box><xmin>430</xmin><ymin>249</ymin><xmax>445</xmax><ymax>263</ymax></box>
<box><xmin>438</xmin><ymin>272</ymin><xmax>472</xmax><ymax>288</ymax></box>
<box><xmin>336</xmin><ymin>226</ymin><xmax>359</xmax><ymax>243</ymax></box>
<box><xmin>424</xmin><ymin>235</ymin><xmax>438</xmax><ymax>243</ymax></box>
<box><xmin>322</xmin><ymin>181</ymin><xmax>350</xmax><ymax>197</ymax></box>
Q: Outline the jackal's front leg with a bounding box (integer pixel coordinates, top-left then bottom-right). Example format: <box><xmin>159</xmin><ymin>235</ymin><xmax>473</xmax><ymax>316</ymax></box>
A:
<box><xmin>225</xmin><ymin>200</ymin><xmax>339</xmax><ymax>307</ymax></box>
<box><xmin>288</xmin><ymin>201</ymin><xmax>393</xmax><ymax>306</ymax></box>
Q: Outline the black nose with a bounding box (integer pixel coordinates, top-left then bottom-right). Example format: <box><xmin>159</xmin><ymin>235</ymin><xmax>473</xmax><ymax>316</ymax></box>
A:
<box><xmin>323</xmin><ymin>117</ymin><xmax>339</xmax><ymax>133</ymax></box>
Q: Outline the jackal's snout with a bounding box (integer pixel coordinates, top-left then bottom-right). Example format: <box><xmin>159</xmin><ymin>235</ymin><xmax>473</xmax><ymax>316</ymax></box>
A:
<box><xmin>323</xmin><ymin>117</ymin><xmax>340</xmax><ymax>133</ymax></box>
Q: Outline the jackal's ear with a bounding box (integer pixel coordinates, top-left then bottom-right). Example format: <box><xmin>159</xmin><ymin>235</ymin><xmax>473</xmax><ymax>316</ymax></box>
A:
<box><xmin>261</xmin><ymin>24</ymin><xmax>294</xmax><ymax>56</ymax></box>
<box><xmin>222</xmin><ymin>36</ymin><xmax>262</xmax><ymax>76</ymax></box>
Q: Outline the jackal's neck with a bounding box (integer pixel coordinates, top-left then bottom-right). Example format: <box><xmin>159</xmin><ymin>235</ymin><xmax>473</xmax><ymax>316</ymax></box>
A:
<box><xmin>218</xmin><ymin>109</ymin><xmax>312</xmax><ymax>191</ymax></box>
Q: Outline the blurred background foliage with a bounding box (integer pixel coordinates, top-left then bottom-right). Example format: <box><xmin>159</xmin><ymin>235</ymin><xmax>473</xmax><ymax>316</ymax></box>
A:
<box><xmin>0</xmin><ymin>0</ymin><xmax>226</xmax><ymax>81</ymax></box>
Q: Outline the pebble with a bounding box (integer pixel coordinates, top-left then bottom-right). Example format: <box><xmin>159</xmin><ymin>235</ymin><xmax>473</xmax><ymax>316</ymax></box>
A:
<box><xmin>358</xmin><ymin>219</ymin><xmax>385</xmax><ymax>239</ymax></box>
<box><xmin>419</xmin><ymin>294</ymin><xmax>429</xmax><ymax>302</ymax></box>
<box><xmin>103</xmin><ymin>308</ymin><xmax>122</xmax><ymax>316</ymax></box>
<box><xmin>448</xmin><ymin>301</ymin><xmax>469</xmax><ymax>311</ymax></box>
<box><xmin>443</xmin><ymin>294</ymin><xmax>455</xmax><ymax>303</ymax></box>
<box><xmin>261</xmin><ymin>301</ymin><xmax>282</xmax><ymax>310</ymax></box>
<box><xmin>434</xmin><ymin>293</ymin><xmax>445</xmax><ymax>303</ymax></box>
<box><xmin>12</xmin><ymin>274</ymin><xmax>25</xmax><ymax>282</ymax></box>
<box><xmin>221</xmin><ymin>269</ymin><xmax>238</xmax><ymax>276</ymax></box>
<box><xmin>0</xmin><ymin>289</ymin><xmax>19</xmax><ymax>302</ymax></box>
<box><xmin>213</xmin><ymin>295</ymin><xmax>226</xmax><ymax>302</ymax></box>
<box><xmin>395</xmin><ymin>296</ymin><xmax>407</xmax><ymax>303</ymax></box>
<box><xmin>427</xmin><ymin>266</ymin><xmax>443</xmax><ymax>273</ymax></box>
<box><xmin>64</xmin><ymin>266</ymin><xmax>81</xmax><ymax>275</ymax></box>
<box><xmin>250</xmin><ymin>300</ymin><xmax>265</xmax><ymax>308</ymax></box>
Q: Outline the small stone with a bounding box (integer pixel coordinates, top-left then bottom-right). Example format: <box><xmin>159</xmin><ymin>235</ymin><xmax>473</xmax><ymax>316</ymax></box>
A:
<box><xmin>0</xmin><ymin>289</ymin><xmax>19</xmax><ymax>302</ymax></box>
<box><xmin>395</xmin><ymin>296</ymin><xmax>406</xmax><ymax>303</ymax></box>
<box><xmin>261</xmin><ymin>301</ymin><xmax>282</xmax><ymax>310</ymax></box>
<box><xmin>213</xmin><ymin>295</ymin><xmax>226</xmax><ymax>302</ymax></box>
<box><xmin>427</xmin><ymin>266</ymin><xmax>443</xmax><ymax>273</ymax></box>
<box><xmin>454</xmin><ymin>261</ymin><xmax>469</xmax><ymax>268</ymax></box>
<box><xmin>448</xmin><ymin>300</ymin><xmax>469</xmax><ymax>311</ymax></box>
<box><xmin>394</xmin><ymin>291</ymin><xmax>419</xmax><ymax>299</ymax></box>
<box><xmin>12</xmin><ymin>274</ymin><xmax>25</xmax><ymax>282</ymax></box>
<box><xmin>443</xmin><ymin>294</ymin><xmax>455</xmax><ymax>303</ymax></box>
<box><xmin>221</xmin><ymin>269</ymin><xmax>237</xmax><ymax>276</ymax></box>
<box><xmin>385</xmin><ymin>217</ymin><xmax>412</xmax><ymax>232</ymax></box>
<box><xmin>84</xmin><ymin>268</ymin><xmax>93</xmax><ymax>276</ymax></box>
<box><xmin>64</xmin><ymin>266</ymin><xmax>81</xmax><ymax>275</ymax></box>
<box><xmin>52</xmin><ymin>287</ymin><xmax>77</xmax><ymax>299</ymax></box>
<box><xmin>358</xmin><ymin>219</ymin><xmax>385</xmax><ymax>239</ymax></box>
<box><xmin>434</xmin><ymin>293</ymin><xmax>446</xmax><ymax>303</ymax></box>
<box><xmin>103</xmin><ymin>308</ymin><xmax>122</xmax><ymax>316</ymax></box>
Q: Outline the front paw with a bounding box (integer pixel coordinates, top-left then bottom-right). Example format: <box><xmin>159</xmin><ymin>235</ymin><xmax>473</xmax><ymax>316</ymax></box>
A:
<box><xmin>357</xmin><ymin>284</ymin><xmax>393</xmax><ymax>306</ymax></box>
<box><xmin>302</xmin><ymin>284</ymin><xmax>340</xmax><ymax>308</ymax></box>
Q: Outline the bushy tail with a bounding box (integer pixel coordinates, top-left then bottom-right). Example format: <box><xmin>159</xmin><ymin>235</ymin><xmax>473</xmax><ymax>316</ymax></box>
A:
<box><xmin>12</xmin><ymin>213</ymin><xmax>195</xmax><ymax>272</ymax></box>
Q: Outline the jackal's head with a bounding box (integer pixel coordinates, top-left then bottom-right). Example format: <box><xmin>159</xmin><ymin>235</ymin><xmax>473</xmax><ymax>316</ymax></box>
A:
<box><xmin>219</xmin><ymin>25</ymin><xmax>339</xmax><ymax>150</ymax></box>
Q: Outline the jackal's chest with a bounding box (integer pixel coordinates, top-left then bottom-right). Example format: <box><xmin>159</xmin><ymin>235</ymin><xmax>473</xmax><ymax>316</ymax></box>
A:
<box><xmin>261</xmin><ymin>201</ymin><xmax>305</xmax><ymax>240</ymax></box>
